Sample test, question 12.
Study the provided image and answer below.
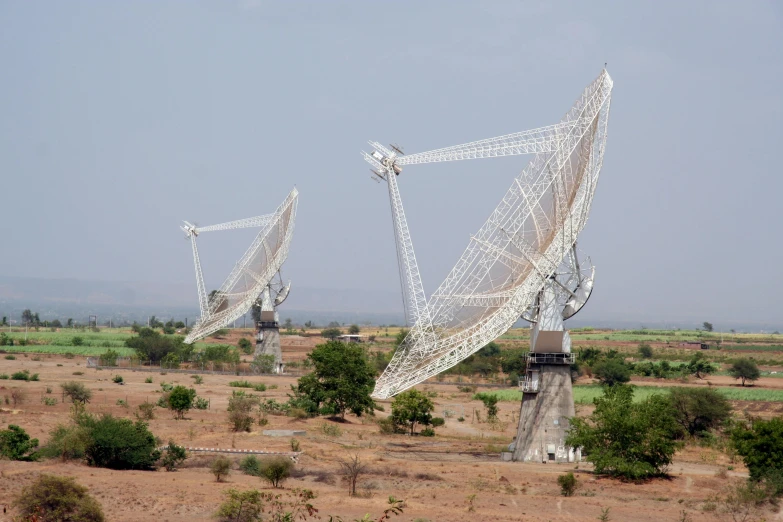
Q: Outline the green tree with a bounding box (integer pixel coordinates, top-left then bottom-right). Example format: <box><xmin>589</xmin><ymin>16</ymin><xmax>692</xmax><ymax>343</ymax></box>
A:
<box><xmin>125</xmin><ymin>327</ymin><xmax>185</xmax><ymax>362</ymax></box>
<box><xmin>168</xmin><ymin>386</ymin><xmax>196</xmax><ymax>419</ymax></box>
<box><xmin>732</xmin><ymin>417</ymin><xmax>783</xmax><ymax>482</ymax></box>
<box><xmin>668</xmin><ymin>387</ymin><xmax>731</xmax><ymax>437</ymax></box>
<box><xmin>21</xmin><ymin>309</ymin><xmax>34</xmax><ymax>324</ymax></box>
<box><xmin>161</xmin><ymin>440</ymin><xmax>187</xmax><ymax>471</ymax></box>
<box><xmin>291</xmin><ymin>341</ymin><xmax>376</xmax><ymax>419</ymax></box>
<box><xmin>391</xmin><ymin>389</ymin><xmax>434</xmax><ymax>435</ymax></box>
<box><xmin>238</xmin><ymin>337</ymin><xmax>254</xmax><ymax>355</ymax></box>
<box><xmin>0</xmin><ymin>424</ymin><xmax>39</xmax><ymax>461</ymax></box>
<box><xmin>51</xmin><ymin>319</ymin><xmax>63</xmax><ymax>328</ymax></box>
<box><xmin>61</xmin><ymin>381</ymin><xmax>93</xmax><ymax>404</ymax></box>
<box><xmin>258</xmin><ymin>456</ymin><xmax>293</xmax><ymax>488</ymax></box>
<box><xmin>1</xmin><ymin>315</ymin><xmax>6</xmax><ymax>326</ymax></box>
<box><xmin>566</xmin><ymin>385</ymin><xmax>682</xmax><ymax>480</ymax></box>
<box><xmin>687</xmin><ymin>352</ymin><xmax>715</xmax><ymax>379</ymax></box>
<box><xmin>13</xmin><ymin>474</ymin><xmax>105</xmax><ymax>522</ymax></box>
<box><xmin>479</xmin><ymin>394</ymin><xmax>499</xmax><ymax>420</ymax></box>
<box><xmin>729</xmin><ymin>358</ymin><xmax>761</xmax><ymax>387</ymax></box>
<box><xmin>638</xmin><ymin>342</ymin><xmax>653</xmax><ymax>359</ymax></box>
<box><xmin>592</xmin><ymin>359</ymin><xmax>631</xmax><ymax>386</ymax></box>
<box><xmin>216</xmin><ymin>489</ymin><xmax>264</xmax><ymax>522</ymax></box>
<box><xmin>67</xmin><ymin>318</ymin><xmax>73</xmax><ymax>327</ymax></box>
<box><xmin>348</xmin><ymin>324</ymin><xmax>360</xmax><ymax>335</ymax></box>
<box><xmin>703</xmin><ymin>322</ymin><xmax>714</xmax><ymax>332</ymax></box>
<box><xmin>320</xmin><ymin>327</ymin><xmax>342</xmax><ymax>340</ymax></box>
<box><xmin>81</xmin><ymin>414</ymin><xmax>160</xmax><ymax>470</ymax></box>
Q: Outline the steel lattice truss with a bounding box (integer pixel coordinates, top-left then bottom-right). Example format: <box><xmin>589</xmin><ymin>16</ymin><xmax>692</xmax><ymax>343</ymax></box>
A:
<box><xmin>363</xmin><ymin>70</ymin><xmax>613</xmax><ymax>398</ymax></box>
<box><xmin>182</xmin><ymin>188</ymin><xmax>298</xmax><ymax>344</ymax></box>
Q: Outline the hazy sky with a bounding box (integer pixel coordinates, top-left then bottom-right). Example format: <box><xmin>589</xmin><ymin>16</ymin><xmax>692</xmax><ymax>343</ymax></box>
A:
<box><xmin>1</xmin><ymin>1</ymin><xmax>781</xmax><ymax>326</ymax></box>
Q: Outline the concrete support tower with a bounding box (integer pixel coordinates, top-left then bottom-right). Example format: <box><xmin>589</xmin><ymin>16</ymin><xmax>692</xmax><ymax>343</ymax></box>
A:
<box><xmin>254</xmin><ymin>287</ymin><xmax>285</xmax><ymax>374</ymax></box>
<box><xmin>512</xmin><ymin>282</ymin><xmax>580</xmax><ymax>463</ymax></box>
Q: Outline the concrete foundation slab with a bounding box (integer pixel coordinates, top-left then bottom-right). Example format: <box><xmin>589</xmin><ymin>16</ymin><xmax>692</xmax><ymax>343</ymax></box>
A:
<box><xmin>262</xmin><ymin>430</ymin><xmax>307</xmax><ymax>437</ymax></box>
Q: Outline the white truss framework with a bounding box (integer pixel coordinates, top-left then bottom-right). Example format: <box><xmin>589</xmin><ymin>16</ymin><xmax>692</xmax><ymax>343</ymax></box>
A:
<box><xmin>363</xmin><ymin>70</ymin><xmax>613</xmax><ymax>398</ymax></box>
<box><xmin>182</xmin><ymin>188</ymin><xmax>298</xmax><ymax>344</ymax></box>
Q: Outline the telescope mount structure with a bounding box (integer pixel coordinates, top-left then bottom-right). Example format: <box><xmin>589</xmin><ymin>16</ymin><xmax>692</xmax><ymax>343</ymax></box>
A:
<box><xmin>181</xmin><ymin>188</ymin><xmax>298</xmax><ymax>374</ymax></box>
<box><xmin>363</xmin><ymin>70</ymin><xmax>613</xmax><ymax>464</ymax></box>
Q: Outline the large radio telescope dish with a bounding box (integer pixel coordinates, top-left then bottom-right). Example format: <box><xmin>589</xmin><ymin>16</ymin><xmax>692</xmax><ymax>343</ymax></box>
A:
<box><xmin>363</xmin><ymin>70</ymin><xmax>613</xmax><ymax>398</ymax></box>
<box><xmin>182</xmin><ymin>188</ymin><xmax>298</xmax><ymax>344</ymax></box>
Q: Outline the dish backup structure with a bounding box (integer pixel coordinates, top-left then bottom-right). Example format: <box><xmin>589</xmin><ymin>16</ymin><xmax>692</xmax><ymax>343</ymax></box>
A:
<box><xmin>363</xmin><ymin>70</ymin><xmax>613</xmax><ymax>463</ymax></box>
<box><xmin>181</xmin><ymin>188</ymin><xmax>298</xmax><ymax>374</ymax></box>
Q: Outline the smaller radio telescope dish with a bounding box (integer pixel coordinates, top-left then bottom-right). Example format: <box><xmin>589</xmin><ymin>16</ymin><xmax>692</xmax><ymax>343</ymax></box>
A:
<box><xmin>182</xmin><ymin>188</ymin><xmax>298</xmax><ymax>344</ymax></box>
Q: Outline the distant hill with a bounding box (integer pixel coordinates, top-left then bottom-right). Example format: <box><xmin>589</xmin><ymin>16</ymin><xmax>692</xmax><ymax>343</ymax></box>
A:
<box><xmin>0</xmin><ymin>275</ymin><xmax>405</xmax><ymax>326</ymax></box>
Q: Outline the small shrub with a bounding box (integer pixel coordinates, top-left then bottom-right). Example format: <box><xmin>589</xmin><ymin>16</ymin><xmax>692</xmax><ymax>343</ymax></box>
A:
<box><xmin>64</xmin><ymin>352</ymin><xmax>75</xmax><ymax>359</ymax></box>
<box><xmin>168</xmin><ymin>386</ymin><xmax>196</xmax><ymax>419</ymax></box>
<box><xmin>71</xmin><ymin>336</ymin><xmax>84</xmax><ymax>346</ymax></box>
<box><xmin>161</xmin><ymin>440</ymin><xmax>187</xmax><ymax>471</ymax></box>
<box><xmin>11</xmin><ymin>370</ymin><xmax>31</xmax><ymax>381</ymax></box>
<box><xmin>216</xmin><ymin>489</ymin><xmax>263</xmax><ymax>522</ymax></box>
<box><xmin>0</xmin><ymin>373</ymin><xmax>8</xmax><ymax>379</ymax></box>
<box><xmin>194</xmin><ymin>396</ymin><xmax>209</xmax><ymax>410</ymax></box>
<box><xmin>72</xmin><ymin>371</ymin><xmax>84</xmax><ymax>376</ymax></box>
<box><xmin>13</xmin><ymin>474</ymin><xmax>105</xmax><ymax>522</ymax></box>
<box><xmin>135</xmin><ymin>401</ymin><xmax>156</xmax><ymax>421</ymax></box>
<box><xmin>144</xmin><ymin>376</ymin><xmax>153</xmax><ymax>383</ymax></box>
<box><xmin>29</xmin><ymin>373</ymin><xmax>39</xmax><ymax>381</ymax></box>
<box><xmin>238</xmin><ymin>338</ymin><xmax>254</xmax><ymax>355</ymax></box>
<box><xmin>11</xmin><ymin>388</ymin><xmax>26</xmax><ymax>406</ymax></box>
<box><xmin>288</xmin><ymin>407</ymin><xmax>308</xmax><ymax>420</ymax></box>
<box><xmin>42</xmin><ymin>396</ymin><xmax>57</xmax><ymax>406</ymax></box>
<box><xmin>557</xmin><ymin>472</ymin><xmax>578</xmax><ymax>496</ymax></box>
<box><xmin>46</xmin><ymin>386</ymin><xmax>53</xmax><ymax>394</ymax></box>
<box><xmin>638</xmin><ymin>343</ymin><xmax>653</xmax><ymax>359</ymax></box>
<box><xmin>290</xmin><ymin>438</ymin><xmax>300</xmax><ymax>452</ymax></box>
<box><xmin>420</xmin><ymin>427</ymin><xmax>435</xmax><ymax>437</ymax></box>
<box><xmin>240</xmin><ymin>455</ymin><xmax>262</xmax><ymax>476</ymax></box>
<box><xmin>253</xmin><ymin>383</ymin><xmax>266</xmax><ymax>392</ymax></box>
<box><xmin>40</xmin><ymin>424</ymin><xmax>90</xmax><ymax>461</ymax></box>
<box><xmin>191</xmin><ymin>375</ymin><xmax>204</xmax><ymax>384</ymax></box>
<box><xmin>4</xmin><ymin>354</ymin><xmax>15</xmax><ymax>360</ymax></box>
<box><xmin>228</xmin><ymin>396</ymin><xmax>256</xmax><ymax>432</ymax></box>
<box><xmin>431</xmin><ymin>417</ymin><xmax>445</xmax><ymax>427</ymax></box>
<box><xmin>378</xmin><ymin>417</ymin><xmax>398</xmax><ymax>435</ymax></box>
<box><xmin>112</xmin><ymin>375</ymin><xmax>124</xmax><ymax>384</ymax></box>
<box><xmin>211</xmin><ymin>456</ymin><xmax>232</xmax><ymax>482</ymax></box>
<box><xmin>321</xmin><ymin>422</ymin><xmax>342</xmax><ymax>437</ymax></box>
<box><xmin>116</xmin><ymin>399</ymin><xmax>128</xmax><ymax>408</ymax></box>
<box><xmin>258</xmin><ymin>456</ymin><xmax>293</xmax><ymax>488</ymax></box>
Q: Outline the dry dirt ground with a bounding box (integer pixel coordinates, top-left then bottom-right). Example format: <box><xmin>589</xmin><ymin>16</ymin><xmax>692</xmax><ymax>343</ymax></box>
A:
<box><xmin>0</xmin><ymin>351</ymin><xmax>777</xmax><ymax>522</ymax></box>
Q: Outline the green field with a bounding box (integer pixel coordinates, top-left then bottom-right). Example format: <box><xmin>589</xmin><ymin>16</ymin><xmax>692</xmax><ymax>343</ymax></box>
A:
<box><xmin>475</xmin><ymin>384</ymin><xmax>783</xmax><ymax>404</ymax></box>
<box><xmin>0</xmin><ymin>344</ymin><xmax>136</xmax><ymax>356</ymax></box>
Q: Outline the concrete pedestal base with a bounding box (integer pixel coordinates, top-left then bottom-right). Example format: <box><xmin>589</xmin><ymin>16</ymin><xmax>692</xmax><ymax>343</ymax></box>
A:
<box><xmin>512</xmin><ymin>364</ymin><xmax>578</xmax><ymax>463</ymax></box>
<box><xmin>255</xmin><ymin>326</ymin><xmax>284</xmax><ymax>374</ymax></box>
